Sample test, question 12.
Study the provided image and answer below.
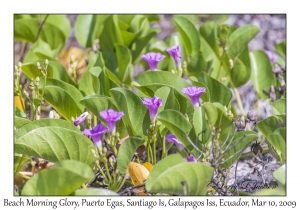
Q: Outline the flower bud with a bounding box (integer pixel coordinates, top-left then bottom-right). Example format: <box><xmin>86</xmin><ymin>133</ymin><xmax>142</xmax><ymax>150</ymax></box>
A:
<box><xmin>229</xmin><ymin>59</ymin><xmax>234</xmax><ymax>69</ymax></box>
<box><xmin>109</xmin><ymin>157</ymin><xmax>114</xmax><ymax>166</ymax></box>
<box><xmin>247</xmin><ymin>110</ymin><xmax>257</xmax><ymax>121</ymax></box>
<box><xmin>45</xmin><ymin>59</ymin><xmax>49</xmax><ymax>66</ymax></box>
<box><xmin>18</xmin><ymin>62</ymin><xmax>22</xmax><ymax>68</ymax></box>
<box><xmin>23</xmin><ymin>90</ymin><xmax>29</xmax><ymax>98</ymax></box>
<box><xmin>102</xmin><ymin>147</ymin><xmax>107</xmax><ymax>155</ymax></box>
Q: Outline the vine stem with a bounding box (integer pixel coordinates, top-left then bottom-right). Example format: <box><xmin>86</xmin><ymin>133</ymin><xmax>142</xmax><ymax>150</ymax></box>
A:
<box><xmin>35</xmin><ymin>15</ymin><xmax>49</xmax><ymax>41</ymax></box>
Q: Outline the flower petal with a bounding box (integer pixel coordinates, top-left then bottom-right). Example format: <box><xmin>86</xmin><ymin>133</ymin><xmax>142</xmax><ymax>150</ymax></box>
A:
<box><xmin>166</xmin><ymin>133</ymin><xmax>184</xmax><ymax>150</ymax></box>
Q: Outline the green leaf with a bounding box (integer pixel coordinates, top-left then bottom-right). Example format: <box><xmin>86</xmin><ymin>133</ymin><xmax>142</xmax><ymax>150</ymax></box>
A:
<box><xmin>109</xmin><ymin>88</ymin><xmax>149</xmax><ymax>136</ymax></box>
<box><xmin>43</xmin><ymin>85</ymin><xmax>83</xmax><ymax>121</ymax></box>
<box><xmin>72</xmin><ymin>188</ymin><xmax>118</xmax><ymax>196</ymax></box>
<box><xmin>193</xmin><ymin>107</ymin><xmax>211</xmax><ymax>143</ymax></box>
<box><xmin>186</xmin><ymin>53</ymin><xmax>207</xmax><ymax>78</ymax></box>
<box><xmin>75</xmin><ymin>15</ymin><xmax>108</xmax><ymax>48</ymax></box>
<box><xmin>15</xmin><ymin>119</ymin><xmax>81</xmax><ymax>139</ymax></box>
<box><xmin>256</xmin><ymin>116</ymin><xmax>281</xmax><ymax>138</ymax></box>
<box><xmin>14</xmin><ymin>116</ymin><xmax>30</xmax><ymax>129</ymax></box>
<box><xmin>221</xmin><ymin>131</ymin><xmax>258</xmax><ymax>168</ymax></box>
<box><xmin>121</xmin><ymin>31</ymin><xmax>135</xmax><ymax>47</ymax></box>
<box><xmin>173</xmin><ymin>16</ymin><xmax>200</xmax><ymax>56</ymax></box>
<box><xmin>79</xmin><ymin>67</ymin><xmax>101</xmax><ymax>96</ymax></box>
<box><xmin>24</xmin><ymin>39</ymin><xmax>58</xmax><ymax>62</ymax></box>
<box><xmin>199</xmin><ymin>21</ymin><xmax>219</xmax><ymax>55</ymax></box>
<box><xmin>39</xmin><ymin>78</ymin><xmax>84</xmax><ymax>110</ymax></box>
<box><xmin>46</xmin><ymin>15</ymin><xmax>71</xmax><ymax>41</ymax></box>
<box><xmin>80</xmin><ymin>95</ymin><xmax>116</xmax><ymax>118</ymax></box>
<box><xmin>273</xmin><ymin>164</ymin><xmax>286</xmax><ymax>186</ymax></box>
<box><xmin>173</xmin><ymin>91</ymin><xmax>195</xmax><ymax>123</ymax></box>
<box><xmin>199</xmin><ymin>36</ymin><xmax>220</xmax><ymax>79</ymax></box>
<box><xmin>15</xmin><ymin>123</ymin><xmax>96</xmax><ymax>167</ymax></box>
<box><xmin>275</xmin><ymin>41</ymin><xmax>286</xmax><ymax>58</ymax></box>
<box><xmin>227</xmin><ymin>24</ymin><xmax>260</xmax><ymax>59</ymax></box>
<box><xmin>267</xmin><ymin>132</ymin><xmax>286</xmax><ymax>164</ymax></box>
<box><xmin>145</xmin><ymin>14</ymin><xmax>160</xmax><ymax>23</ymax></box>
<box><xmin>250</xmin><ymin>50</ymin><xmax>277</xmax><ymax>99</ymax></box>
<box><xmin>21</xmin><ymin>60</ymin><xmax>75</xmax><ymax>86</ymax></box>
<box><xmin>14</xmin><ymin>15</ymin><xmax>69</xmax><ymax>50</ymax></box>
<box><xmin>14</xmin><ymin>107</ymin><xmax>28</xmax><ymax>118</ymax></box>
<box><xmin>230</xmin><ymin>58</ymin><xmax>250</xmax><ymax>87</ymax></box>
<box><xmin>157</xmin><ymin>110</ymin><xmax>192</xmax><ymax>148</ymax></box>
<box><xmin>146</xmin><ymin>154</ymin><xmax>214</xmax><ymax>195</ymax></box>
<box><xmin>21</xmin><ymin>160</ymin><xmax>94</xmax><ymax>195</ymax></box>
<box><xmin>100</xmin><ymin>15</ymin><xmax>123</xmax><ymax>51</ymax></box>
<box><xmin>115</xmin><ymin>44</ymin><xmax>133</xmax><ymax>85</ymax></box>
<box><xmin>14</xmin><ymin>154</ymin><xmax>31</xmax><ymax>177</ymax></box>
<box><xmin>255</xmin><ymin>187</ymin><xmax>286</xmax><ymax>196</ymax></box>
<box><xmin>272</xmin><ymin>99</ymin><xmax>286</xmax><ymax>115</ymax></box>
<box><xmin>198</xmin><ymin>72</ymin><xmax>232</xmax><ymax>106</ymax></box>
<box><xmin>132</xmin><ymin>28</ymin><xmax>160</xmax><ymax>63</ymax></box>
<box><xmin>134</xmin><ymin>71</ymin><xmax>191</xmax><ymax>97</ymax></box>
<box><xmin>202</xmin><ymin>102</ymin><xmax>218</xmax><ymax>125</ymax></box>
<box><xmin>117</xmin><ymin>137</ymin><xmax>144</xmax><ymax>174</ymax></box>
<box><xmin>155</xmin><ymin>87</ymin><xmax>180</xmax><ymax>112</ymax></box>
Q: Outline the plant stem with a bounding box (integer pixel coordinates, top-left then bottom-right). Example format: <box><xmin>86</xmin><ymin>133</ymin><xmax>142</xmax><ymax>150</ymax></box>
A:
<box><xmin>152</xmin><ymin>138</ymin><xmax>157</xmax><ymax>164</ymax></box>
<box><xmin>233</xmin><ymin>87</ymin><xmax>245</xmax><ymax>116</ymax></box>
<box><xmin>93</xmin><ymin>114</ymin><xmax>97</xmax><ymax>127</ymax></box>
<box><xmin>116</xmin><ymin>174</ymin><xmax>127</xmax><ymax>192</ymax></box>
<box><xmin>96</xmin><ymin>162</ymin><xmax>109</xmax><ymax>182</ymax></box>
<box><xmin>35</xmin><ymin>15</ymin><xmax>49</xmax><ymax>42</ymax></box>
<box><xmin>104</xmin><ymin>161</ymin><xmax>112</xmax><ymax>182</ymax></box>
<box><xmin>216</xmin><ymin>48</ymin><xmax>226</xmax><ymax>80</ymax></box>
<box><xmin>162</xmin><ymin>135</ymin><xmax>166</xmax><ymax>159</ymax></box>
<box><xmin>41</xmin><ymin>76</ymin><xmax>47</xmax><ymax>100</ymax></box>
<box><xmin>257</xmin><ymin>100</ymin><xmax>261</xmax><ymax>120</ymax></box>
<box><xmin>17</xmin><ymin>173</ymin><xmax>31</xmax><ymax>180</ymax></box>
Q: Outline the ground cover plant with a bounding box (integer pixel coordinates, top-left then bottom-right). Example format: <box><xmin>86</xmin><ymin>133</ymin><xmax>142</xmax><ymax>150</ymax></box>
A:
<box><xmin>14</xmin><ymin>14</ymin><xmax>286</xmax><ymax>196</ymax></box>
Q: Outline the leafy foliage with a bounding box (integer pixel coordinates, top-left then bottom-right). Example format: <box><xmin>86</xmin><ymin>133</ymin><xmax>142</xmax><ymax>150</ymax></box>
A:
<box><xmin>14</xmin><ymin>14</ymin><xmax>286</xmax><ymax>196</ymax></box>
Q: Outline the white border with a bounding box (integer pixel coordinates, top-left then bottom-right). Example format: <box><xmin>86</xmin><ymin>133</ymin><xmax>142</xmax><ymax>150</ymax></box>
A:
<box><xmin>1</xmin><ymin>1</ymin><xmax>299</xmax><ymax>209</ymax></box>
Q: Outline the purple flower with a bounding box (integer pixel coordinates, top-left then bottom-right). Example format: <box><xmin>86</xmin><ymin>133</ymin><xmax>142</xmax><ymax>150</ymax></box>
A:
<box><xmin>182</xmin><ymin>86</ymin><xmax>206</xmax><ymax>108</ymax></box>
<box><xmin>142</xmin><ymin>97</ymin><xmax>162</xmax><ymax>120</ymax></box>
<box><xmin>185</xmin><ymin>155</ymin><xmax>197</xmax><ymax>162</ymax></box>
<box><xmin>100</xmin><ymin>109</ymin><xmax>124</xmax><ymax>132</ymax></box>
<box><xmin>142</xmin><ymin>52</ymin><xmax>166</xmax><ymax>70</ymax></box>
<box><xmin>83</xmin><ymin>123</ymin><xmax>107</xmax><ymax>148</ymax></box>
<box><xmin>266</xmin><ymin>50</ymin><xmax>278</xmax><ymax>63</ymax></box>
<box><xmin>166</xmin><ymin>134</ymin><xmax>184</xmax><ymax>150</ymax></box>
<box><xmin>74</xmin><ymin>112</ymin><xmax>89</xmax><ymax>126</ymax></box>
<box><xmin>166</xmin><ymin>46</ymin><xmax>181</xmax><ymax>67</ymax></box>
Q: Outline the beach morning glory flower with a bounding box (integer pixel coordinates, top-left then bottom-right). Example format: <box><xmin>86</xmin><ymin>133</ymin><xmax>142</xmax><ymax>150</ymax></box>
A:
<box><xmin>185</xmin><ymin>155</ymin><xmax>197</xmax><ymax>162</ymax></box>
<box><xmin>166</xmin><ymin>46</ymin><xmax>181</xmax><ymax>67</ymax></box>
<box><xmin>73</xmin><ymin>112</ymin><xmax>89</xmax><ymax>126</ymax></box>
<box><xmin>182</xmin><ymin>86</ymin><xmax>206</xmax><ymax>108</ymax></box>
<box><xmin>83</xmin><ymin>123</ymin><xmax>107</xmax><ymax>148</ymax></box>
<box><xmin>142</xmin><ymin>97</ymin><xmax>162</xmax><ymax>120</ymax></box>
<box><xmin>141</xmin><ymin>52</ymin><xmax>166</xmax><ymax>70</ymax></box>
<box><xmin>166</xmin><ymin>134</ymin><xmax>184</xmax><ymax>150</ymax></box>
<box><xmin>266</xmin><ymin>50</ymin><xmax>278</xmax><ymax>63</ymax></box>
<box><xmin>100</xmin><ymin>109</ymin><xmax>124</xmax><ymax>132</ymax></box>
